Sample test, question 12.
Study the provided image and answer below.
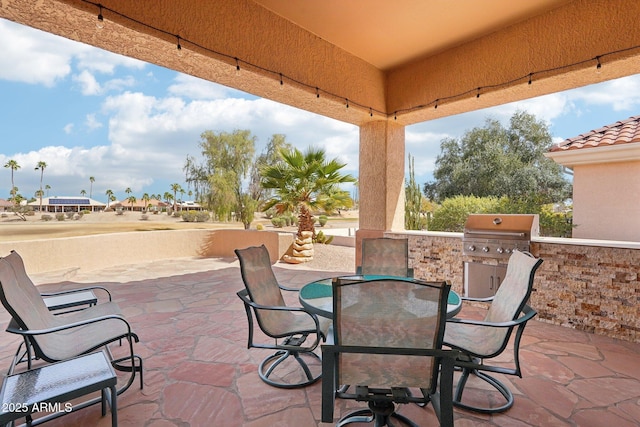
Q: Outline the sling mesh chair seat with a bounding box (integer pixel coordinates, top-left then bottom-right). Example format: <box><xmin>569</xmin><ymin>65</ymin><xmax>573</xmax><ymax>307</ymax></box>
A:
<box><xmin>0</xmin><ymin>250</ymin><xmax>143</xmax><ymax>423</ymax></box>
<box><xmin>236</xmin><ymin>245</ymin><xmax>330</xmax><ymax>388</ymax></box>
<box><xmin>322</xmin><ymin>277</ymin><xmax>460</xmax><ymax>427</ymax></box>
<box><xmin>357</xmin><ymin>237</ymin><xmax>413</xmax><ymax>277</ymax></box>
<box><xmin>443</xmin><ymin>250</ymin><xmax>543</xmax><ymax>413</ymax></box>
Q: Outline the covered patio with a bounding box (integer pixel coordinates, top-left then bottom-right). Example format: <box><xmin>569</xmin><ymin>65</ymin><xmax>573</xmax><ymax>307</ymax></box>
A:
<box><xmin>1</xmin><ymin>254</ymin><xmax>638</xmax><ymax>426</ymax></box>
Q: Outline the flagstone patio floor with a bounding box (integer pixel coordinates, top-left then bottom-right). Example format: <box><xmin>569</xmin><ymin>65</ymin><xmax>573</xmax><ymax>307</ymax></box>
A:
<box><xmin>1</xmin><ymin>256</ymin><xmax>639</xmax><ymax>426</ymax></box>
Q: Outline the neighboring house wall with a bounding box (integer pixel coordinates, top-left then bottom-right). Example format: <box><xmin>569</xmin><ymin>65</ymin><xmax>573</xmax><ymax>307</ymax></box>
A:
<box><xmin>572</xmin><ymin>160</ymin><xmax>640</xmax><ymax>241</ymax></box>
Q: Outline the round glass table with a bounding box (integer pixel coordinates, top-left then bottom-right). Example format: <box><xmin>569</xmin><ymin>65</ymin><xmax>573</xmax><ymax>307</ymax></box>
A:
<box><xmin>299</xmin><ymin>275</ymin><xmax>462</xmax><ymax>319</ymax></box>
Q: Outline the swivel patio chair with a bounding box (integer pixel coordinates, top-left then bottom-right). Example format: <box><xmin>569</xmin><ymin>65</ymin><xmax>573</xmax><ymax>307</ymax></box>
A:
<box><xmin>235</xmin><ymin>245</ymin><xmax>330</xmax><ymax>388</ymax></box>
<box><xmin>357</xmin><ymin>237</ymin><xmax>414</xmax><ymax>277</ymax></box>
<box><xmin>443</xmin><ymin>250</ymin><xmax>543</xmax><ymax>413</ymax></box>
<box><xmin>322</xmin><ymin>277</ymin><xmax>460</xmax><ymax>427</ymax></box>
<box><xmin>0</xmin><ymin>250</ymin><xmax>143</xmax><ymax>420</ymax></box>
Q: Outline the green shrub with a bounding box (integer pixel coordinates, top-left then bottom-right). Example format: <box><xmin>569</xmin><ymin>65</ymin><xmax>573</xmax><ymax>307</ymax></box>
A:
<box><xmin>81</xmin><ymin>210</ymin><xmax>91</xmax><ymax>215</ymax></box>
<box><xmin>271</xmin><ymin>217</ymin><xmax>285</xmax><ymax>228</ymax></box>
<box><xmin>41</xmin><ymin>214</ymin><xmax>52</xmax><ymax>221</ymax></box>
<box><xmin>256</xmin><ymin>223</ymin><xmax>264</xmax><ymax>231</ymax></box>
<box><xmin>429</xmin><ymin>196</ymin><xmax>498</xmax><ymax>232</ymax></box>
<box><xmin>313</xmin><ymin>230</ymin><xmax>334</xmax><ymax>244</ymax></box>
<box><xmin>318</xmin><ymin>215</ymin><xmax>328</xmax><ymax>227</ymax></box>
<box><xmin>55</xmin><ymin>213</ymin><xmax>65</xmax><ymax>221</ymax></box>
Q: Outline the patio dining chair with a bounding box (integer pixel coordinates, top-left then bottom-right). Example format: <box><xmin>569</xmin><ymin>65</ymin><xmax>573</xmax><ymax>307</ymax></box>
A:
<box><xmin>357</xmin><ymin>237</ymin><xmax>413</xmax><ymax>277</ymax></box>
<box><xmin>322</xmin><ymin>277</ymin><xmax>460</xmax><ymax>426</ymax></box>
<box><xmin>443</xmin><ymin>250</ymin><xmax>543</xmax><ymax>413</ymax></box>
<box><xmin>0</xmin><ymin>250</ymin><xmax>143</xmax><ymax>416</ymax></box>
<box><xmin>235</xmin><ymin>245</ymin><xmax>330</xmax><ymax>388</ymax></box>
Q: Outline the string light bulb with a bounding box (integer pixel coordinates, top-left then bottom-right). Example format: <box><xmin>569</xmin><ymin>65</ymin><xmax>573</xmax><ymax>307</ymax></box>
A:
<box><xmin>176</xmin><ymin>35</ymin><xmax>182</xmax><ymax>56</ymax></box>
<box><xmin>528</xmin><ymin>73</ymin><xmax>533</xmax><ymax>86</ymax></box>
<box><xmin>235</xmin><ymin>58</ymin><xmax>240</xmax><ymax>76</ymax></box>
<box><xmin>346</xmin><ymin>99</ymin><xmax>349</xmax><ymax>109</ymax></box>
<box><xmin>316</xmin><ymin>87</ymin><xmax>320</xmax><ymax>98</ymax></box>
<box><xmin>369</xmin><ymin>107</ymin><xmax>373</xmax><ymax>117</ymax></box>
<box><xmin>279</xmin><ymin>73</ymin><xmax>284</xmax><ymax>89</ymax></box>
<box><xmin>434</xmin><ymin>99</ymin><xmax>439</xmax><ymax>109</ymax></box>
<box><xmin>596</xmin><ymin>56</ymin><xmax>602</xmax><ymax>73</ymax></box>
<box><xmin>96</xmin><ymin>5</ymin><xmax>104</xmax><ymax>29</ymax></box>
<box><xmin>476</xmin><ymin>88</ymin><xmax>481</xmax><ymax>98</ymax></box>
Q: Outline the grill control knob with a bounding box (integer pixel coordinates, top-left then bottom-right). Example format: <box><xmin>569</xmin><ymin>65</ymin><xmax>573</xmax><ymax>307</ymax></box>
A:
<box><xmin>496</xmin><ymin>247</ymin><xmax>504</xmax><ymax>254</ymax></box>
<box><xmin>482</xmin><ymin>246</ymin><xmax>490</xmax><ymax>253</ymax></box>
<box><xmin>467</xmin><ymin>245</ymin><xmax>476</xmax><ymax>252</ymax></box>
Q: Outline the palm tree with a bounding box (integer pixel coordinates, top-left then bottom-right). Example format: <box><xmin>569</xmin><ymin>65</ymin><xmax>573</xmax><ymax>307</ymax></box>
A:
<box><xmin>142</xmin><ymin>193</ymin><xmax>150</xmax><ymax>212</ymax></box>
<box><xmin>35</xmin><ymin>161</ymin><xmax>47</xmax><ymax>213</ymax></box>
<box><xmin>125</xmin><ymin>187</ymin><xmax>132</xmax><ymax>210</ymax></box>
<box><xmin>89</xmin><ymin>176</ymin><xmax>95</xmax><ymax>198</ymax></box>
<box><xmin>261</xmin><ymin>147</ymin><xmax>356</xmax><ymax>238</ymax></box>
<box><xmin>127</xmin><ymin>195</ymin><xmax>137</xmax><ymax>211</ymax></box>
<box><xmin>105</xmin><ymin>189</ymin><xmax>114</xmax><ymax>209</ymax></box>
<box><xmin>80</xmin><ymin>189</ymin><xmax>87</xmax><ymax>196</ymax></box>
<box><xmin>4</xmin><ymin>159</ymin><xmax>20</xmax><ymax>204</ymax></box>
<box><xmin>170</xmin><ymin>183</ymin><xmax>182</xmax><ymax>212</ymax></box>
<box><xmin>45</xmin><ymin>184</ymin><xmax>51</xmax><ymax>196</ymax></box>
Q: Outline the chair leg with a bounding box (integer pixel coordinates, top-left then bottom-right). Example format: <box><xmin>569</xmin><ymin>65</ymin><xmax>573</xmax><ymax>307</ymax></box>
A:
<box><xmin>337</xmin><ymin>401</ymin><xmax>420</xmax><ymax>427</ymax></box>
<box><xmin>258</xmin><ymin>350</ymin><xmax>322</xmax><ymax>389</ymax></box>
<box><xmin>453</xmin><ymin>367</ymin><xmax>514</xmax><ymax>414</ymax></box>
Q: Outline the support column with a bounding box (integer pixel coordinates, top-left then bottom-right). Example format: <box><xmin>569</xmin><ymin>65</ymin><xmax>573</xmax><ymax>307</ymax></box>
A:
<box><xmin>355</xmin><ymin>120</ymin><xmax>406</xmax><ymax>268</ymax></box>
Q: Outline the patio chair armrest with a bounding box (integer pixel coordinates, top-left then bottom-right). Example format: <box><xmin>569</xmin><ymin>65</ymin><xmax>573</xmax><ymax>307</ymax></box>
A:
<box><xmin>40</xmin><ymin>286</ymin><xmax>113</xmax><ymax>301</ymax></box>
<box><xmin>322</xmin><ymin>344</ymin><xmax>461</xmax><ymax>360</ymax></box>
<box><xmin>278</xmin><ymin>284</ymin><xmax>300</xmax><ymax>292</ymax></box>
<box><xmin>6</xmin><ymin>314</ymin><xmax>137</xmax><ymax>341</ymax></box>
<box><xmin>446</xmin><ymin>305</ymin><xmax>537</xmax><ymax>328</ymax></box>
<box><xmin>237</xmin><ymin>289</ymin><xmax>326</xmax><ymax>345</ymax></box>
<box><xmin>459</xmin><ymin>295</ymin><xmax>494</xmax><ymax>303</ymax></box>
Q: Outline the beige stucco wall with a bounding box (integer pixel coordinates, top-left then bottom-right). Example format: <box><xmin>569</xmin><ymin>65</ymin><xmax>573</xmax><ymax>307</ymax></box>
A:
<box><xmin>572</xmin><ymin>160</ymin><xmax>640</xmax><ymax>241</ymax></box>
<box><xmin>0</xmin><ymin>229</ymin><xmax>294</xmax><ymax>275</ymax></box>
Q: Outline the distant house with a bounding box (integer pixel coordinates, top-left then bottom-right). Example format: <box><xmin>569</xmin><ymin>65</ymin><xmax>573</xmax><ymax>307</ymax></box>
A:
<box><xmin>111</xmin><ymin>198</ymin><xmax>170</xmax><ymax>213</ymax></box>
<box><xmin>28</xmin><ymin>196</ymin><xmax>107</xmax><ymax>213</ymax></box>
<box><xmin>546</xmin><ymin>115</ymin><xmax>640</xmax><ymax>242</ymax></box>
<box><xmin>0</xmin><ymin>198</ymin><xmax>12</xmax><ymax>212</ymax></box>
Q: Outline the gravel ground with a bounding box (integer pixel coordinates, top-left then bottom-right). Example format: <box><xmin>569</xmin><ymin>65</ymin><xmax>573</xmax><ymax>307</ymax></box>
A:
<box><xmin>276</xmin><ymin>242</ymin><xmax>356</xmax><ymax>273</ymax></box>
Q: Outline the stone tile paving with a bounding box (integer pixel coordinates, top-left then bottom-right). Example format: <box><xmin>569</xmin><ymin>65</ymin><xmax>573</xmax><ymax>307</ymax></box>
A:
<box><xmin>0</xmin><ymin>256</ymin><xmax>637</xmax><ymax>426</ymax></box>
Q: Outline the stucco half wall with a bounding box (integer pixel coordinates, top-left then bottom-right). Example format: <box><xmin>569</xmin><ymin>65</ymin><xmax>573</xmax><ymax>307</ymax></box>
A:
<box><xmin>0</xmin><ymin>229</ymin><xmax>294</xmax><ymax>275</ymax></box>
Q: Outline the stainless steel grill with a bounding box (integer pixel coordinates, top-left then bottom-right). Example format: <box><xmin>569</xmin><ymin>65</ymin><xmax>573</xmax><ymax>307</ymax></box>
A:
<box><xmin>462</xmin><ymin>214</ymin><xmax>539</xmax><ymax>298</ymax></box>
<box><xmin>462</xmin><ymin>214</ymin><xmax>539</xmax><ymax>260</ymax></box>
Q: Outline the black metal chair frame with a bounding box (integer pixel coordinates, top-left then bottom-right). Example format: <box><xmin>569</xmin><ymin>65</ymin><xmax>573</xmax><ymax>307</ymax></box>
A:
<box><xmin>235</xmin><ymin>245</ymin><xmax>326</xmax><ymax>389</ymax></box>
<box><xmin>0</xmin><ymin>251</ymin><xmax>143</xmax><ymax>425</ymax></box>
<box><xmin>444</xmin><ymin>252</ymin><xmax>543</xmax><ymax>413</ymax></box>
<box><xmin>236</xmin><ymin>288</ymin><xmax>326</xmax><ymax>388</ymax></box>
<box><xmin>322</xmin><ymin>278</ymin><xmax>460</xmax><ymax>427</ymax></box>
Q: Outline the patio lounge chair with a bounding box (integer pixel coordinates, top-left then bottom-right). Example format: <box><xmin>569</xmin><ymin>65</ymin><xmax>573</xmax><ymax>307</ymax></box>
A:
<box><xmin>0</xmin><ymin>251</ymin><xmax>143</xmax><ymax>412</ymax></box>
<box><xmin>357</xmin><ymin>237</ymin><xmax>414</xmax><ymax>277</ymax></box>
<box><xmin>235</xmin><ymin>245</ymin><xmax>330</xmax><ymax>388</ymax></box>
<box><xmin>322</xmin><ymin>277</ymin><xmax>460</xmax><ymax>426</ymax></box>
<box><xmin>443</xmin><ymin>250</ymin><xmax>543</xmax><ymax>413</ymax></box>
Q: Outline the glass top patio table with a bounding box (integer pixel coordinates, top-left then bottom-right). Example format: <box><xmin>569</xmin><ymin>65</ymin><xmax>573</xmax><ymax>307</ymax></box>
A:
<box><xmin>299</xmin><ymin>275</ymin><xmax>461</xmax><ymax>319</ymax></box>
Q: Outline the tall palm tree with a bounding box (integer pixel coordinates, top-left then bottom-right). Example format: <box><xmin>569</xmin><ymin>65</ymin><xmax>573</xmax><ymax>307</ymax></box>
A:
<box><xmin>142</xmin><ymin>193</ymin><xmax>150</xmax><ymax>212</ymax></box>
<box><xmin>89</xmin><ymin>176</ymin><xmax>95</xmax><ymax>198</ymax></box>
<box><xmin>127</xmin><ymin>195</ymin><xmax>137</xmax><ymax>211</ymax></box>
<box><xmin>261</xmin><ymin>147</ymin><xmax>356</xmax><ymax>238</ymax></box>
<box><xmin>45</xmin><ymin>184</ymin><xmax>51</xmax><ymax>196</ymax></box>
<box><xmin>35</xmin><ymin>161</ymin><xmax>47</xmax><ymax>213</ymax></box>
<box><xmin>80</xmin><ymin>189</ymin><xmax>87</xmax><ymax>196</ymax></box>
<box><xmin>105</xmin><ymin>189</ymin><xmax>114</xmax><ymax>209</ymax></box>
<box><xmin>3</xmin><ymin>159</ymin><xmax>20</xmax><ymax>204</ymax></box>
<box><xmin>170</xmin><ymin>183</ymin><xmax>182</xmax><ymax>212</ymax></box>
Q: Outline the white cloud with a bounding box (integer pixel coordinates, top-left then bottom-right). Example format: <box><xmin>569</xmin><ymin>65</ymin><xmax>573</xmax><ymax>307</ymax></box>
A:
<box><xmin>167</xmin><ymin>74</ymin><xmax>237</xmax><ymax>100</ymax></box>
<box><xmin>85</xmin><ymin>114</ymin><xmax>103</xmax><ymax>131</ymax></box>
<box><xmin>63</xmin><ymin>123</ymin><xmax>74</xmax><ymax>134</ymax></box>
<box><xmin>74</xmin><ymin>70</ymin><xmax>101</xmax><ymax>95</ymax></box>
<box><xmin>567</xmin><ymin>74</ymin><xmax>640</xmax><ymax>111</ymax></box>
<box><xmin>0</xmin><ymin>20</ymin><xmax>80</xmax><ymax>86</ymax></box>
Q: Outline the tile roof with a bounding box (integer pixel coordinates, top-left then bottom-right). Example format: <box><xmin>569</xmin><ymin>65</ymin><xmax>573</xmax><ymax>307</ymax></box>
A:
<box><xmin>550</xmin><ymin>115</ymin><xmax>640</xmax><ymax>152</ymax></box>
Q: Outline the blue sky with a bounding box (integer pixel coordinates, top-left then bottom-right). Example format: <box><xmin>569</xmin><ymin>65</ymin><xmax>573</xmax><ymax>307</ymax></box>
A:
<box><xmin>2</xmin><ymin>18</ymin><xmax>640</xmax><ymax>203</ymax></box>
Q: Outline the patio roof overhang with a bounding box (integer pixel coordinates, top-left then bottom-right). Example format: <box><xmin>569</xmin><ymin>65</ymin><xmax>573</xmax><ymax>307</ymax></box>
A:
<box><xmin>3</xmin><ymin>0</ymin><xmax>640</xmax><ymax>127</ymax></box>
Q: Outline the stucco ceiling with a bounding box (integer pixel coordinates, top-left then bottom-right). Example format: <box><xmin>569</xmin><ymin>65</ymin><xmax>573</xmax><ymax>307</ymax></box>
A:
<box><xmin>253</xmin><ymin>0</ymin><xmax>572</xmax><ymax>70</ymax></box>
